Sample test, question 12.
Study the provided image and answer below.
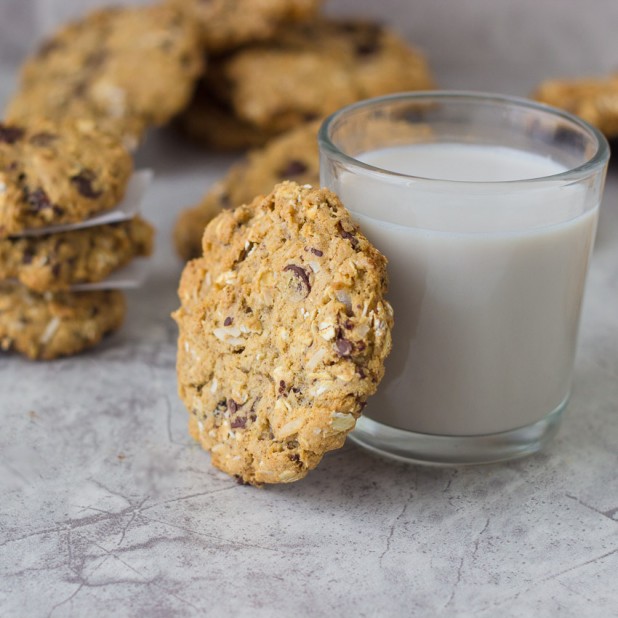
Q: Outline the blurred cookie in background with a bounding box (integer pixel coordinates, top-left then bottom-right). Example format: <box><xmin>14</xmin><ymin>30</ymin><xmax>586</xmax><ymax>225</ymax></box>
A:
<box><xmin>533</xmin><ymin>74</ymin><xmax>618</xmax><ymax>138</ymax></box>
<box><xmin>174</xmin><ymin>120</ymin><xmax>320</xmax><ymax>260</ymax></box>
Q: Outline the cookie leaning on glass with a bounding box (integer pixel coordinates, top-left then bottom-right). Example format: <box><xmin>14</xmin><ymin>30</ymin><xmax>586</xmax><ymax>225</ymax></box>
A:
<box><xmin>174</xmin><ymin>182</ymin><xmax>393</xmax><ymax>485</ymax></box>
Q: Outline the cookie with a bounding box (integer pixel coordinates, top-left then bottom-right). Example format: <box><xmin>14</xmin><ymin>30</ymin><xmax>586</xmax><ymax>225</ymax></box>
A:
<box><xmin>5</xmin><ymin>5</ymin><xmax>203</xmax><ymax>148</ymax></box>
<box><xmin>178</xmin><ymin>88</ymin><xmax>279</xmax><ymax>151</ymax></box>
<box><xmin>174</xmin><ymin>120</ymin><xmax>320</xmax><ymax>260</ymax></box>
<box><xmin>533</xmin><ymin>75</ymin><xmax>618</xmax><ymax>137</ymax></box>
<box><xmin>167</xmin><ymin>0</ymin><xmax>322</xmax><ymax>52</ymax></box>
<box><xmin>0</xmin><ymin>283</ymin><xmax>125</xmax><ymax>360</ymax></box>
<box><xmin>174</xmin><ymin>181</ymin><xmax>393</xmax><ymax>485</ymax></box>
<box><xmin>0</xmin><ymin>216</ymin><xmax>154</xmax><ymax>293</ymax></box>
<box><xmin>205</xmin><ymin>19</ymin><xmax>435</xmax><ymax>133</ymax></box>
<box><xmin>0</xmin><ymin>119</ymin><xmax>133</xmax><ymax>238</ymax></box>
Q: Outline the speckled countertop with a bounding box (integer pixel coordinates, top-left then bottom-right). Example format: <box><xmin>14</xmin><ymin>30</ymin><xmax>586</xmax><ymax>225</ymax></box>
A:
<box><xmin>1</xmin><ymin>3</ymin><xmax>618</xmax><ymax>615</ymax></box>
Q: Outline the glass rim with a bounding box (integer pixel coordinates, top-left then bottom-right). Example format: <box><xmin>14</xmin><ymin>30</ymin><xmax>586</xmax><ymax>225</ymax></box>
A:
<box><xmin>318</xmin><ymin>90</ymin><xmax>611</xmax><ymax>186</ymax></box>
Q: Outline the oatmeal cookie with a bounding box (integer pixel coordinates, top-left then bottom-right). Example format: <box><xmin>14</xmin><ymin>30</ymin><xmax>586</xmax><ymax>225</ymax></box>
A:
<box><xmin>0</xmin><ymin>216</ymin><xmax>153</xmax><ymax>293</ymax></box>
<box><xmin>0</xmin><ymin>119</ymin><xmax>133</xmax><ymax>237</ymax></box>
<box><xmin>174</xmin><ymin>182</ymin><xmax>393</xmax><ymax>485</ymax></box>
<box><xmin>167</xmin><ymin>0</ymin><xmax>322</xmax><ymax>52</ymax></box>
<box><xmin>205</xmin><ymin>19</ymin><xmax>434</xmax><ymax>133</ymax></box>
<box><xmin>5</xmin><ymin>5</ymin><xmax>203</xmax><ymax>148</ymax></box>
<box><xmin>0</xmin><ymin>284</ymin><xmax>125</xmax><ymax>360</ymax></box>
<box><xmin>533</xmin><ymin>74</ymin><xmax>618</xmax><ymax>137</ymax></box>
<box><xmin>174</xmin><ymin>121</ymin><xmax>320</xmax><ymax>260</ymax></box>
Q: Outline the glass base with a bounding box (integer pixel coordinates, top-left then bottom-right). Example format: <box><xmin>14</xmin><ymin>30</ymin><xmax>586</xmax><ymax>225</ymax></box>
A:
<box><xmin>349</xmin><ymin>399</ymin><xmax>567</xmax><ymax>466</ymax></box>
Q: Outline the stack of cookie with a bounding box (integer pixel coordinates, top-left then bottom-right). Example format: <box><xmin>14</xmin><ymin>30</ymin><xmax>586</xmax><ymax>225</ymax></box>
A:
<box><xmin>0</xmin><ymin>119</ymin><xmax>154</xmax><ymax>360</ymax></box>
<box><xmin>178</xmin><ymin>17</ymin><xmax>435</xmax><ymax>150</ymax></box>
<box><xmin>1</xmin><ymin>3</ymin><xmax>208</xmax><ymax>359</ymax></box>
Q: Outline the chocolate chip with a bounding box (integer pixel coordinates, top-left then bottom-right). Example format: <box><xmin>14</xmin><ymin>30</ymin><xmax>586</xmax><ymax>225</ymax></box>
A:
<box><xmin>288</xmin><ymin>454</ymin><xmax>300</xmax><ymax>462</ymax></box>
<box><xmin>51</xmin><ymin>263</ymin><xmax>61</xmax><ymax>279</ymax></box>
<box><xmin>344</xmin><ymin>320</ymin><xmax>354</xmax><ymax>330</ymax></box>
<box><xmin>224</xmin><ymin>316</ymin><xmax>233</xmax><ymax>326</ymax></box>
<box><xmin>227</xmin><ymin>399</ymin><xmax>238</xmax><ymax>414</ymax></box>
<box><xmin>336</xmin><ymin>337</ymin><xmax>354</xmax><ymax>357</ymax></box>
<box><xmin>0</xmin><ymin>124</ymin><xmax>25</xmax><ymax>144</ymax></box>
<box><xmin>231</xmin><ymin>416</ymin><xmax>246</xmax><ymax>429</ymax></box>
<box><xmin>277</xmin><ymin>159</ymin><xmax>308</xmax><ymax>178</ymax></box>
<box><xmin>310</xmin><ymin>248</ymin><xmax>323</xmax><ymax>257</ymax></box>
<box><xmin>25</xmin><ymin>188</ymin><xmax>52</xmax><ymax>212</ymax></box>
<box><xmin>283</xmin><ymin>264</ymin><xmax>311</xmax><ymax>297</ymax></box>
<box><xmin>278</xmin><ymin>380</ymin><xmax>287</xmax><ymax>396</ymax></box>
<box><xmin>219</xmin><ymin>192</ymin><xmax>231</xmax><ymax>208</ymax></box>
<box><xmin>22</xmin><ymin>249</ymin><xmax>34</xmax><ymax>265</ymax></box>
<box><xmin>29</xmin><ymin>132</ymin><xmax>58</xmax><ymax>147</ymax></box>
<box><xmin>70</xmin><ymin>170</ymin><xmax>102</xmax><ymax>199</ymax></box>
<box><xmin>52</xmin><ymin>205</ymin><xmax>64</xmax><ymax>217</ymax></box>
<box><xmin>250</xmin><ymin>414</ymin><xmax>257</xmax><ymax>422</ymax></box>
<box><xmin>337</xmin><ymin>222</ymin><xmax>359</xmax><ymax>249</ymax></box>
<box><xmin>355</xmin><ymin>39</ymin><xmax>380</xmax><ymax>56</ymax></box>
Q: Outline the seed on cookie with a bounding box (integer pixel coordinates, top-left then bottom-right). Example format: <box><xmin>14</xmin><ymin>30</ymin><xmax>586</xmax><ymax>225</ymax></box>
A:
<box><xmin>174</xmin><ymin>181</ymin><xmax>393</xmax><ymax>486</ymax></box>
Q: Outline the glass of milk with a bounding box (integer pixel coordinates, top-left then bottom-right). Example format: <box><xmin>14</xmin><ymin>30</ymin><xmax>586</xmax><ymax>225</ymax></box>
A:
<box><xmin>319</xmin><ymin>92</ymin><xmax>609</xmax><ymax>465</ymax></box>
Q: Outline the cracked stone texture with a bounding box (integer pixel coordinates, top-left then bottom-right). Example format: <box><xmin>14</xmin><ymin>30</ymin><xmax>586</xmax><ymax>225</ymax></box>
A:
<box><xmin>1</xmin><ymin>2</ymin><xmax>618</xmax><ymax>616</ymax></box>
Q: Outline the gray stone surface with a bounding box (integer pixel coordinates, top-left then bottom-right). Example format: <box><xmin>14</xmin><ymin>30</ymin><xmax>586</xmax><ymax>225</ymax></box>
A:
<box><xmin>1</xmin><ymin>2</ymin><xmax>618</xmax><ymax>616</ymax></box>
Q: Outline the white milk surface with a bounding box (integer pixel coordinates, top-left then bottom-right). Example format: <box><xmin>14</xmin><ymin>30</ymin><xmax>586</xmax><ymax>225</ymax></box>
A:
<box><xmin>340</xmin><ymin>144</ymin><xmax>598</xmax><ymax>435</ymax></box>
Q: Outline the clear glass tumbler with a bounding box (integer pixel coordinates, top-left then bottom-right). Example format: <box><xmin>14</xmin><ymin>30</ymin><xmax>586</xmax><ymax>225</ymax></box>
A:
<box><xmin>319</xmin><ymin>91</ymin><xmax>609</xmax><ymax>465</ymax></box>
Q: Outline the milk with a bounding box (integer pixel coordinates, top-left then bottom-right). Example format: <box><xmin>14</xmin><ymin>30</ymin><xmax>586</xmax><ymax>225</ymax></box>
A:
<box><xmin>337</xmin><ymin>144</ymin><xmax>598</xmax><ymax>436</ymax></box>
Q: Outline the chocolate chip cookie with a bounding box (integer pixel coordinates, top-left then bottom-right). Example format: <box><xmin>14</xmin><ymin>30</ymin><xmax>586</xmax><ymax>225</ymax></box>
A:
<box><xmin>167</xmin><ymin>0</ymin><xmax>322</xmax><ymax>52</ymax></box>
<box><xmin>174</xmin><ymin>120</ymin><xmax>320</xmax><ymax>260</ymax></box>
<box><xmin>0</xmin><ymin>119</ymin><xmax>133</xmax><ymax>238</ymax></box>
<box><xmin>205</xmin><ymin>19</ymin><xmax>435</xmax><ymax>133</ymax></box>
<box><xmin>6</xmin><ymin>5</ymin><xmax>203</xmax><ymax>148</ymax></box>
<box><xmin>174</xmin><ymin>182</ymin><xmax>393</xmax><ymax>485</ymax></box>
<box><xmin>0</xmin><ymin>216</ymin><xmax>153</xmax><ymax>293</ymax></box>
<box><xmin>0</xmin><ymin>283</ymin><xmax>125</xmax><ymax>360</ymax></box>
<box><xmin>533</xmin><ymin>74</ymin><xmax>618</xmax><ymax>137</ymax></box>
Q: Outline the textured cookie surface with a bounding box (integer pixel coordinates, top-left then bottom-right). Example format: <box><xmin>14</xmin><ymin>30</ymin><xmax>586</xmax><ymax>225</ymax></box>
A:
<box><xmin>0</xmin><ymin>119</ymin><xmax>132</xmax><ymax>237</ymax></box>
<box><xmin>0</xmin><ymin>284</ymin><xmax>125</xmax><ymax>360</ymax></box>
<box><xmin>533</xmin><ymin>74</ymin><xmax>618</xmax><ymax>137</ymax></box>
<box><xmin>168</xmin><ymin>0</ymin><xmax>322</xmax><ymax>52</ymax></box>
<box><xmin>6</xmin><ymin>5</ymin><xmax>203</xmax><ymax>147</ymax></box>
<box><xmin>174</xmin><ymin>121</ymin><xmax>320</xmax><ymax>260</ymax></box>
<box><xmin>0</xmin><ymin>216</ymin><xmax>153</xmax><ymax>293</ymax></box>
<box><xmin>206</xmin><ymin>19</ymin><xmax>435</xmax><ymax>133</ymax></box>
<box><xmin>174</xmin><ymin>182</ymin><xmax>393</xmax><ymax>485</ymax></box>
